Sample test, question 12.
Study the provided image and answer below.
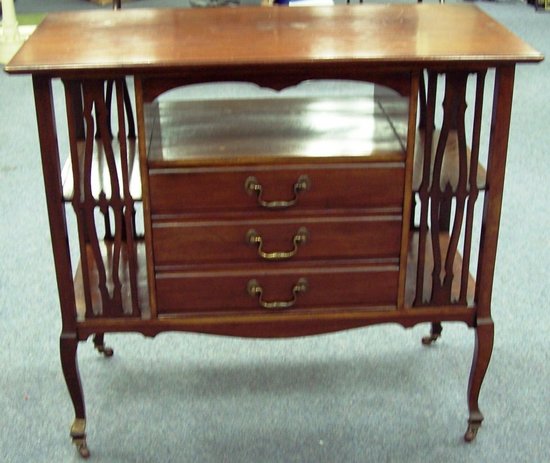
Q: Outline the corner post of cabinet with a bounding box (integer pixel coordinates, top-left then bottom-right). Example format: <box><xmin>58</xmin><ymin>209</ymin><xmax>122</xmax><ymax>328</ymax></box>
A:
<box><xmin>475</xmin><ymin>65</ymin><xmax>516</xmax><ymax>321</ymax></box>
<box><xmin>465</xmin><ymin>66</ymin><xmax>515</xmax><ymax>443</ymax></box>
<box><xmin>32</xmin><ymin>75</ymin><xmax>77</xmax><ymax>333</ymax></box>
<box><xmin>134</xmin><ymin>76</ymin><xmax>158</xmax><ymax>318</ymax></box>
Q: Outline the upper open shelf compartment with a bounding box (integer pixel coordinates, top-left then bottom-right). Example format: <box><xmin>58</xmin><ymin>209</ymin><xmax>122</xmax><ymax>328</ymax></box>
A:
<box><xmin>145</xmin><ymin>95</ymin><xmax>409</xmax><ymax>168</ymax></box>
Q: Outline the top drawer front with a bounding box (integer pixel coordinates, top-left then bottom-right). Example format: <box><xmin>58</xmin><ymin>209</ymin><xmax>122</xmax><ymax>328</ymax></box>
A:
<box><xmin>149</xmin><ymin>163</ymin><xmax>404</xmax><ymax>215</ymax></box>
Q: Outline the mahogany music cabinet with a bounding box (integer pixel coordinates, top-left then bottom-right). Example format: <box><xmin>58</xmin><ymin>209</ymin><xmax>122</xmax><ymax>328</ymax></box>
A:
<box><xmin>5</xmin><ymin>4</ymin><xmax>543</xmax><ymax>458</ymax></box>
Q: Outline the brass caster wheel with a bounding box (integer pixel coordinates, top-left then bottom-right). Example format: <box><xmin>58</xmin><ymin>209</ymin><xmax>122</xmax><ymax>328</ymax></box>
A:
<box><xmin>464</xmin><ymin>422</ymin><xmax>481</xmax><ymax>442</ymax></box>
<box><xmin>93</xmin><ymin>335</ymin><xmax>114</xmax><ymax>357</ymax></box>
<box><xmin>96</xmin><ymin>345</ymin><xmax>114</xmax><ymax>357</ymax></box>
<box><xmin>74</xmin><ymin>438</ymin><xmax>90</xmax><ymax>459</ymax></box>
<box><xmin>421</xmin><ymin>333</ymin><xmax>440</xmax><ymax>345</ymax></box>
<box><xmin>422</xmin><ymin>323</ymin><xmax>442</xmax><ymax>346</ymax></box>
<box><xmin>71</xmin><ymin>418</ymin><xmax>90</xmax><ymax>458</ymax></box>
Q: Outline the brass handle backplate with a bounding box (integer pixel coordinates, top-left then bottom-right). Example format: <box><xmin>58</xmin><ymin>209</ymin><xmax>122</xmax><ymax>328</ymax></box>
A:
<box><xmin>246</xmin><ymin>227</ymin><xmax>308</xmax><ymax>261</ymax></box>
<box><xmin>247</xmin><ymin>278</ymin><xmax>308</xmax><ymax>310</ymax></box>
<box><xmin>245</xmin><ymin>175</ymin><xmax>310</xmax><ymax>209</ymax></box>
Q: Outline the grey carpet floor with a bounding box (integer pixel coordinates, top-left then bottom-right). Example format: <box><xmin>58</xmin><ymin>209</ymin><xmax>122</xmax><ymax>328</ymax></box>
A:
<box><xmin>0</xmin><ymin>1</ymin><xmax>549</xmax><ymax>462</ymax></box>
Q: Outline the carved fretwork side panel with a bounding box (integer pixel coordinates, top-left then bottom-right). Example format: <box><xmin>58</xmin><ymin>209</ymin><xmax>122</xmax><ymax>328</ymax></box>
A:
<box><xmin>413</xmin><ymin>71</ymin><xmax>487</xmax><ymax>307</ymax></box>
<box><xmin>64</xmin><ymin>79</ymin><xmax>140</xmax><ymax>319</ymax></box>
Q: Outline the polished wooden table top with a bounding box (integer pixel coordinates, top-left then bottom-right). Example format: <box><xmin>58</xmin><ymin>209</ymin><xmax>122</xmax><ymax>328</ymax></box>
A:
<box><xmin>5</xmin><ymin>5</ymin><xmax>543</xmax><ymax>75</ymax></box>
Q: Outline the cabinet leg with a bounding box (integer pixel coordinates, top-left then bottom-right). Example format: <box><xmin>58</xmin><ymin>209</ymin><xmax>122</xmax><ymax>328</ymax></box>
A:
<box><xmin>464</xmin><ymin>319</ymin><xmax>494</xmax><ymax>442</ymax></box>
<box><xmin>93</xmin><ymin>333</ymin><xmax>114</xmax><ymax>357</ymax></box>
<box><xmin>422</xmin><ymin>322</ymin><xmax>443</xmax><ymax>345</ymax></box>
<box><xmin>60</xmin><ymin>334</ymin><xmax>90</xmax><ymax>457</ymax></box>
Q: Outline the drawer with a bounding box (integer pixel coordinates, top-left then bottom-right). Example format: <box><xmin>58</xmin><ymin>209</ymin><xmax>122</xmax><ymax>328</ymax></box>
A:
<box><xmin>155</xmin><ymin>263</ymin><xmax>399</xmax><ymax>314</ymax></box>
<box><xmin>152</xmin><ymin>213</ymin><xmax>403</xmax><ymax>266</ymax></box>
<box><xmin>148</xmin><ymin>164</ymin><xmax>405</xmax><ymax>215</ymax></box>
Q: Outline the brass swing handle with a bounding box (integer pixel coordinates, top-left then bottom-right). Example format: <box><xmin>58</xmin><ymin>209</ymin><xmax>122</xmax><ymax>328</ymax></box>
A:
<box><xmin>245</xmin><ymin>175</ymin><xmax>310</xmax><ymax>209</ymax></box>
<box><xmin>247</xmin><ymin>278</ymin><xmax>308</xmax><ymax>310</ymax></box>
<box><xmin>246</xmin><ymin>227</ymin><xmax>308</xmax><ymax>261</ymax></box>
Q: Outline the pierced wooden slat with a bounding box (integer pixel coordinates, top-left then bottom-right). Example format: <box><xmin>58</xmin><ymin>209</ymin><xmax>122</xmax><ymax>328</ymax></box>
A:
<box><xmin>81</xmin><ymin>85</ymin><xmax>112</xmax><ymax>316</ymax></box>
<box><xmin>414</xmin><ymin>71</ymin><xmax>437</xmax><ymax>306</ymax></box>
<box><xmin>442</xmin><ymin>73</ymin><xmax>469</xmax><ymax>301</ymax></box>
<box><xmin>64</xmin><ymin>80</ymin><xmax>94</xmax><ymax>319</ymax></box>
<box><xmin>116</xmin><ymin>79</ymin><xmax>140</xmax><ymax>317</ymax></box>
<box><xmin>459</xmin><ymin>71</ymin><xmax>486</xmax><ymax>304</ymax></box>
<box><xmin>428</xmin><ymin>116</ymin><xmax>450</xmax><ymax>302</ymax></box>
<box><xmin>93</xmin><ymin>81</ymin><xmax>125</xmax><ymax>316</ymax></box>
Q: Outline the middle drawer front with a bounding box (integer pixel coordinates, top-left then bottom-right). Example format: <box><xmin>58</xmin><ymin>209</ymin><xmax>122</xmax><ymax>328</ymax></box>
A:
<box><xmin>148</xmin><ymin>163</ymin><xmax>405</xmax><ymax>215</ymax></box>
<box><xmin>152</xmin><ymin>214</ymin><xmax>402</xmax><ymax>267</ymax></box>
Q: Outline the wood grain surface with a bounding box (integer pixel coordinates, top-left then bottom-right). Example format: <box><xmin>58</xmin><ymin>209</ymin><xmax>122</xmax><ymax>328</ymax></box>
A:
<box><xmin>6</xmin><ymin>5</ymin><xmax>543</xmax><ymax>75</ymax></box>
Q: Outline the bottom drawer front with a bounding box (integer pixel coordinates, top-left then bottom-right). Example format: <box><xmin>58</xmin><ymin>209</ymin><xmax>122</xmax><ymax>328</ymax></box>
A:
<box><xmin>155</xmin><ymin>266</ymin><xmax>398</xmax><ymax>314</ymax></box>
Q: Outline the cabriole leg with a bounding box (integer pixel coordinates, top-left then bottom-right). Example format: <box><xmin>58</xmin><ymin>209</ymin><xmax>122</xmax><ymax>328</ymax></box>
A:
<box><xmin>60</xmin><ymin>334</ymin><xmax>90</xmax><ymax>458</ymax></box>
<box><xmin>464</xmin><ymin>319</ymin><xmax>494</xmax><ymax>442</ymax></box>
